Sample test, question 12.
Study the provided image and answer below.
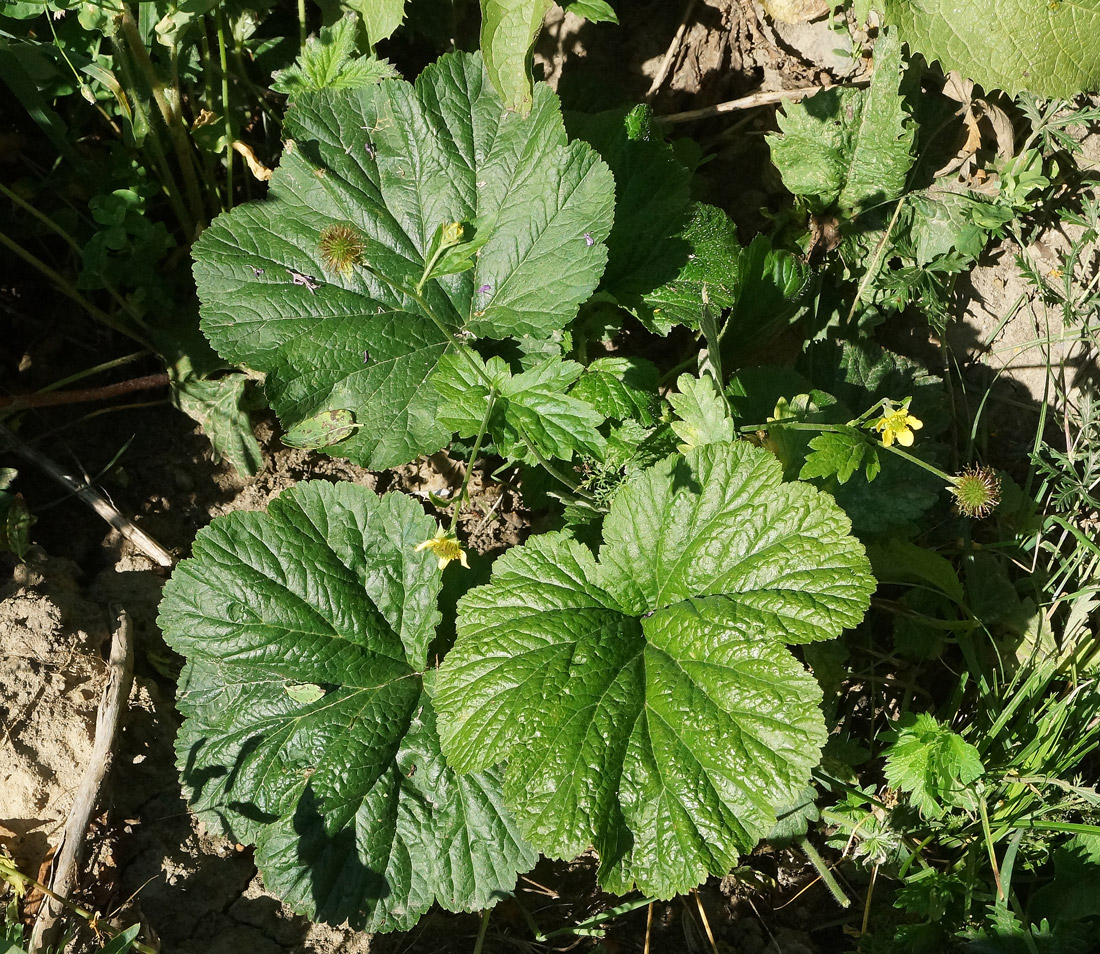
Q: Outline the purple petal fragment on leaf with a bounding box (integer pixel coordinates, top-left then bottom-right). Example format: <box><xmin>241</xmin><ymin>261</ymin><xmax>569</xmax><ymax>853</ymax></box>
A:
<box><xmin>584</xmin><ymin>232</ymin><xmax>594</xmax><ymax>247</ymax></box>
<box><xmin>478</xmin><ymin>284</ymin><xmax>492</xmax><ymax>294</ymax></box>
<box><xmin>363</xmin><ymin>350</ymin><xmax>370</xmax><ymax>363</ymax></box>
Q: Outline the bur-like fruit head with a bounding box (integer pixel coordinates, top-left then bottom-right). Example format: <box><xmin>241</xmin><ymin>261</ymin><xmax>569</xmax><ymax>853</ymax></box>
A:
<box><xmin>318</xmin><ymin>222</ymin><xmax>365</xmax><ymax>275</ymax></box>
<box><xmin>950</xmin><ymin>465</ymin><xmax>1001</xmax><ymax>519</ymax></box>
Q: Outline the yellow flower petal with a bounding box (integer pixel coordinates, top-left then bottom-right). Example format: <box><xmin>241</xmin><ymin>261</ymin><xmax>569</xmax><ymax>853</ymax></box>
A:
<box><xmin>414</xmin><ymin>528</ymin><xmax>469</xmax><ymax>571</ymax></box>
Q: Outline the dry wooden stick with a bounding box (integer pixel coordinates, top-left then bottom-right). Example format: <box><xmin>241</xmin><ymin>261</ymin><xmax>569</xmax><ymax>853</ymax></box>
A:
<box><xmin>0</xmin><ymin>423</ymin><xmax>175</xmax><ymax>568</ymax></box>
<box><xmin>645</xmin><ymin>0</ymin><xmax>698</xmax><ymax>101</ymax></box>
<box><xmin>30</xmin><ymin>606</ymin><xmax>136</xmax><ymax>953</ymax></box>
<box><xmin>658</xmin><ymin>81</ymin><xmax>869</xmax><ymax>124</ymax></box>
<box><xmin>0</xmin><ymin>373</ymin><xmax>168</xmax><ymax>411</ymax></box>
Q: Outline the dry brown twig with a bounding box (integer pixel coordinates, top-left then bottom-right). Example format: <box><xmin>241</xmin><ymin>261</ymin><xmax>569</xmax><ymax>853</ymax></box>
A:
<box><xmin>658</xmin><ymin>81</ymin><xmax>869</xmax><ymax>124</ymax></box>
<box><xmin>30</xmin><ymin>605</ymin><xmax>136</xmax><ymax>952</ymax></box>
<box><xmin>646</xmin><ymin>0</ymin><xmax>699</xmax><ymax>101</ymax></box>
<box><xmin>0</xmin><ymin>423</ymin><xmax>174</xmax><ymax>568</ymax></box>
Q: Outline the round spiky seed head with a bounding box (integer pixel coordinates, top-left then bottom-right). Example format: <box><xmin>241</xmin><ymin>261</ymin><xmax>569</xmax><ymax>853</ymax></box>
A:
<box><xmin>318</xmin><ymin>223</ymin><xmax>365</xmax><ymax>275</ymax></box>
<box><xmin>950</xmin><ymin>465</ymin><xmax>1002</xmax><ymax>519</ymax></box>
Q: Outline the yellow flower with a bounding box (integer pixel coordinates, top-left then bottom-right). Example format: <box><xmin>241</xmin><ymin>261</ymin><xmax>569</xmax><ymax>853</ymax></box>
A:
<box><xmin>872</xmin><ymin>403</ymin><xmax>923</xmax><ymax>447</ymax></box>
<box><xmin>414</xmin><ymin>527</ymin><xmax>469</xmax><ymax>570</ymax></box>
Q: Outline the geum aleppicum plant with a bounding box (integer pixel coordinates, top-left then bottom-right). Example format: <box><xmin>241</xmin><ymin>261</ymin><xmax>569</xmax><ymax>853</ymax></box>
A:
<box><xmin>762</xmin><ymin>394</ymin><xmax>1002</xmax><ymax>521</ymax></box>
<box><xmin>167</xmin><ymin>48</ymin><xmax>882</xmax><ymax>934</ymax></box>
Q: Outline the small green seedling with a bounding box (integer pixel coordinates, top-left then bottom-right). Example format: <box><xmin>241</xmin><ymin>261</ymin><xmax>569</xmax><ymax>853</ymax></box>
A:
<box><xmin>281</xmin><ymin>409</ymin><xmax>361</xmax><ymax>450</ymax></box>
<box><xmin>284</xmin><ymin>682</ymin><xmax>326</xmax><ymax>703</ymax></box>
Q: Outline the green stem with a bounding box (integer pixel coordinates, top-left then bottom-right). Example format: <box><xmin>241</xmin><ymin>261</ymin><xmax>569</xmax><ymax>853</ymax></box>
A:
<box><xmin>362</xmin><ymin>267</ymin><xmax>592</xmax><ymax>503</ymax></box>
<box><xmin>449</xmin><ymin>390</ymin><xmax>496</xmax><ymax>533</ymax></box>
<box><xmin>472</xmin><ymin>908</ymin><xmax>491</xmax><ymax>954</ymax></box>
<box><xmin>978</xmin><ymin>797</ymin><xmax>1006</xmax><ymax>902</ymax></box>
<box><xmin>37</xmin><ymin>350</ymin><xmax>152</xmax><ymax>394</ymax></box>
<box><xmin>0</xmin><ymin>860</ymin><xmax>158</xmax><ymax>954</ymax></box>
<box><xmin>796</xmin><ymin>836</ymin><xmax>850</xmax><ymax>909</ymax></box>
<box><xmin>877</xmin><ymin>441</ymin><xmax>953</xmax><ymax>484</ymax></box>
<box><xmin>118</xmin><ymin>3</ymin><xmax>205</xmax><ymax>230</ymax></box>
<box><xmin>515</xmin><ymin>423</ymin><xmax>594</xmax><ymax>500</ymax></box>
<box><xmin>215</xmin><ymin>5</ymin><xmax>235</xmax><ymax>211</ymax></box>
<box><xmin>360</xmin><ymin>264</ymin><xmax>495</xmax><ymax>393</ymax></box>
<box><xmin>0</xmin><ymin>230</ymin><xmax>150</xmax><ymax>347</ymax></box>
<box><xmin>298</xmin><ymin>0</ymin><xmax>308</xmax><ymax>49</ymax></box>
<box><xmin>738</xmin><ymin>417</ymin><xmax>954</xmax><ymax>484</ymax></box>
<box><xmin>107</xmin><ymin>25</ymin><xmax>192</xmax><ymax>236</ymax></box>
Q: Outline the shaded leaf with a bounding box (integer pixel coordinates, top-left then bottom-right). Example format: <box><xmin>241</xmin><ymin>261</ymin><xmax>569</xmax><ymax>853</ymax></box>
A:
<box><xmin>170</xmin><ymin>370</ymin><xmax>263</xmax><ymax>476</ymax></box>
<box><xmin>567</xmin><ymin>105</ymin><xmax>694</xmax><ymax>325</ymax></box>
<box><xmin>159</xmin><ymin>482</ymin><xmax>536</xmax><ymax>932</ymax></box>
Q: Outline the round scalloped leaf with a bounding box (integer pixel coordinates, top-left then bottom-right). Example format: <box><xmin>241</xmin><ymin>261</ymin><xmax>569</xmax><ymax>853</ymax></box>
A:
<box><xmin>158</xmin><ymin>481</ymin><xmax>536</xmax><ymax>931</ymax></box>
<box><xmin>435</xmin><ymin>443</ymin><xmax>875</xmax><ymax>897</ymax></box>
<box><xmin>193</xmin><ymin>50</ymin><xmax>614</xmax><ymax>469</ymax></box>
<box><xmin>884</xmin><ymin>0</ymin><xmax>1100</xmax><ymax>97</ymax></box>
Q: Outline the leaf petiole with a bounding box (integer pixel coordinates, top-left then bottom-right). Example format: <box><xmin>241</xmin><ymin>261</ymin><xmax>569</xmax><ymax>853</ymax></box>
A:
<box><xmin>449</xmin><ymin>389</ymin><xmax>497</xmax><ymax>532</ymax></box>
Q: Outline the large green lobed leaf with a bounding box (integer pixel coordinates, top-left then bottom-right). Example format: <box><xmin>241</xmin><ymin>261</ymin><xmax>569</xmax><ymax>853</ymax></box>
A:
<box><xmin>435</xmin><ymin>442</ymin><xmax>876</xmax><ymax>896</ymax></box>
<box><xmin>159</xmin><ymin>482</ymin><xmax>536</xmax><ymax>931</ymax></box>
<box><xmin>883</xmin><ymin>0</ymin><xmax>1100</xmax><ymax>98</ymax></box>
<box><xmin>193</xmin><ymin>51</ymin><xmax>614</xmax><ymax>469</ymax></box>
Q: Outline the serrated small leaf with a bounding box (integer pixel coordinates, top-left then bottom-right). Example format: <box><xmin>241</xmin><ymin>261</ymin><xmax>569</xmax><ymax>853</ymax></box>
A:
<box><xmin>345</xmin><ymin>0</ymin><xmax>407</xmax><ymax>47</ymax></box>
<box><xmin>771</xmin><ymin>30</ymin><xmax>914</xmax><ymax>214</ymax></box>
<box><xmin>170</xmin><ymin>370</ymin><xmax>263</xmax><ymax>477</ymax></box>
<box><xmin>194</xmin><ymin>51</ymin><xmax>614</xmax><ymax>470</ymax></box>
<box><xmin>436</xmin><ymin>442</ymin><xmax>875</xmax><ymax>897</ymax></box>
<box><xmin>272</xmin><ymin>14</ymin><xmax>399</xmax><ymax>96</ymax></box>
<box><xmin>159</xmin><ymin>482</ymin><xmax>536</xmax><ymax>931</ymax></box>
<box><xmin>800</xmin><ymin>430</ymin><xmax>880</xmax><ymax>485</ymax></box>
<box><xmin>883</xmin><ymin>0</ymin><xmax>1100</xmax><ymax>98</ymax></box>
<box><xmin>883</xmin><ymin>713</ymin><xmax>984</xmax><ymax>818</ymax></box>
<box><xmin>570</xmin><ymin>357</ymin><xmax>658</xmax><ymax>425</ymax></box>
<box><xmin>668</xmin><ymin>374</ymin><xmax>734</xmax><ymax>451</ymax></box>
<box><xmin>434</xmin><ymin>351</ymin><xmax>605</xmax><ymax>462</ymax></box>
